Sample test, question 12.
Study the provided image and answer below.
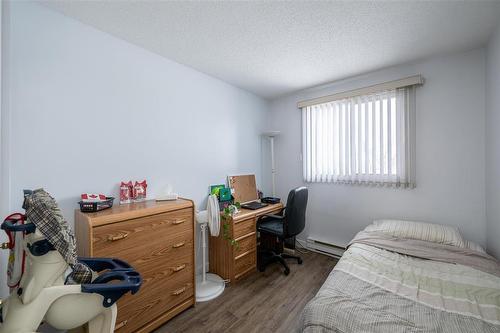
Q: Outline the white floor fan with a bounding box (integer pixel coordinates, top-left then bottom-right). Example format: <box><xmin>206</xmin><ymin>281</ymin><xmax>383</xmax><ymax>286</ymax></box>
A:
<box><xmin>195</xmin><ymin>195</ymin><xmax>225</xmax><ymax>302</ymax></box>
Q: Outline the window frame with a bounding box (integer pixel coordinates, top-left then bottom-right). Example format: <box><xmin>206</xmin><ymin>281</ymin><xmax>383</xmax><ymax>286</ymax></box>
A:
<box><xmin>300</xmin><ymin>85</ymin><xmax>417</xmax><ymax>188</ymax></box>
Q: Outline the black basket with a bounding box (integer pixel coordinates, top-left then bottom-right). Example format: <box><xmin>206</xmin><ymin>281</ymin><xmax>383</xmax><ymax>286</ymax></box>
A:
<box><xmin>78</xmin><ymin>197</ymin><xmax>115</xmax><ymax>213</ymax></box>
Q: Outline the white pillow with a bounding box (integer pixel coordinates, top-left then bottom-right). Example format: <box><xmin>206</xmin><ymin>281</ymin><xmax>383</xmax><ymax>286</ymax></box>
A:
<box><xmin>465</xmin><ymin>240</ymin><xmax>487</xmax><ymax>254</ymax></box>
<box><xmin>365</xmin><ymin>219</ymin><xmax>466</xmax><ymax>248</ymax></box>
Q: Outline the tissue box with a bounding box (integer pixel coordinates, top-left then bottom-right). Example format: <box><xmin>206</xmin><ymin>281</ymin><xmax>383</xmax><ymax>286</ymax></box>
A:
<box><xmin>156</xmin><ymin>193</ymin><xmax>178</xmax><ymax>201</ymax></box>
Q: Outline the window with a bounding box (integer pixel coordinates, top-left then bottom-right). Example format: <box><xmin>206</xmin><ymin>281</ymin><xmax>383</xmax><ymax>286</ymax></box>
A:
<box><xmin>301</xmin><ymin>81</ymin><xmax>418</xmax><ymax>187</ymax></box>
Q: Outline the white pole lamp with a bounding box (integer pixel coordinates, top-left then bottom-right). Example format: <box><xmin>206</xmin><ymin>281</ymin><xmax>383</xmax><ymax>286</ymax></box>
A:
<box><xmin>262</xmin><ymin>131</ymin><xmax>280</xmax><ymax>197</ymax></box>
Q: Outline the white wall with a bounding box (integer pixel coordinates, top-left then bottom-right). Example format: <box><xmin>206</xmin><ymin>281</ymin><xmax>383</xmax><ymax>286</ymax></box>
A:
<box><xmin>486</xmin><ymin>23</ymin><xmax>500</xmax><ymax>259</ymax></box>
<box><xmin>0</xmin><ymin>0</ymin><xmax>7</xmax><ymax>299</ymax></box>
<box><xmin>269</xmin><ymin>49</ymin><xmax>487</xmax><ymax>248</ymax></box>
<box><xmin>0</xmin><ymin>2</ymin><xmax>269</xmax><ymax>296</ymax></box>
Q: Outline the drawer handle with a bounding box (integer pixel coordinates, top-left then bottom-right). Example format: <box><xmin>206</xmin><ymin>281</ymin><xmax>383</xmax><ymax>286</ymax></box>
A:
<box><xmin>172</xmin><ymin>286</ymin><xmax>186</xmax><ymax>295</ymax></box>
<box><xmin>108</xmin><ymin>233</ymin><xmax>129</xmax><ymax>241</ymax></box>
<box><xmin>172</xmin><ymin>241</ymin><xmax>186</xmax><ymax>248</ymax></box>
<box><xmin>115</xmin><ymin>320</ymin><xmax>128</xmax><ymax>330</ymax></box>
<box><xmin>172</xmin><ymin>264</ymin><xmax>186</xmax><ymax>272</ymax></box>
<box><xmin>172</xmin><ymin>219</ymin><xmax>186</xmax><ymax>225</ymax></box>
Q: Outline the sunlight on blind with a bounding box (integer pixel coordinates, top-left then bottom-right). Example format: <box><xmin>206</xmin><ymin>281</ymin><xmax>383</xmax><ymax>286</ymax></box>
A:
<box><xmin>302</xmin><ymin>87</ymin><xmax>415</xmax><ymax>187</ymax></box>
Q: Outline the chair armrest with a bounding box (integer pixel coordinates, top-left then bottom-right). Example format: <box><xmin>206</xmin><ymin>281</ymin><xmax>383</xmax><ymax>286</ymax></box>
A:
<box><xmin>263</xmin><ymin>214</ymin><xmax>284</xmax><ymax>220</ymax></box>
<box><xmin>257</xmin><ymin>213</ymin><xmax>284</xmax><ymax>223</ymax></box>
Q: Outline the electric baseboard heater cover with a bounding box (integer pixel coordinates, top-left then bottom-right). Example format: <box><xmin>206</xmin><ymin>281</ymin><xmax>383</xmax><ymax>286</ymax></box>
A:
<box><xmin>306</xmin><ymin>237</ymin><xmax>346</xmax><ymax>258</ymax></box>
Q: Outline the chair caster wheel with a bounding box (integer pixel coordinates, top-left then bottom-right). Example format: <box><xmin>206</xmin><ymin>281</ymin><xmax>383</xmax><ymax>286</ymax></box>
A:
<box><xmin>298</xmin><ymin>258</ymin><xmax>303</xmax><ymax>265</ymax></box>
<box><xmin>284</xmin><ymin>268</ymin><xmax>290</xmax><ymax>275</ymax></box>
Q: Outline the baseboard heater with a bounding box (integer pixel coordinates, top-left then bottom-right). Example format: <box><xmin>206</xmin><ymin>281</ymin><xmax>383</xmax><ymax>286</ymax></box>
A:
<box><xmin>305</xmin><ymin>237</ymin><xmax>346</xmax><ymax>258</ymax></box>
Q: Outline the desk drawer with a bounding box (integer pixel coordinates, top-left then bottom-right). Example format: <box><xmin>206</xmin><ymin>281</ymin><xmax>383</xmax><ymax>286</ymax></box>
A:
<box><xmin>234</xmin><ymin>251</ymin><xmax>255</xmax><ymax>281</ymax></box>
<box><xmin>234</xmin><ymin>218</ymin><xmax>255</xmax><ymax>239</ymax></box>
<box><xmin>234</xmin><ymin>233</ymin><xmax>256</xmax><ymax>259</ymax></box>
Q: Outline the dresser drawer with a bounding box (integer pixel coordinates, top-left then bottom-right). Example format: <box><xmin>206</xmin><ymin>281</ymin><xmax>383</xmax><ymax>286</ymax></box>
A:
<box><xmin>92</xmin><ymin>208</ymin><xmax>192</xmax><ymax>258</ymax></box>
<box><xmin>93</xmin><ymin>208</ymin><xmax>192</xmax><ymax>243</ymax></box>
<box><xmin>233</xmin><ymin>218</ymin><xmax>255</xmax><ymax>239</ymax></box>
<box><xmin>234</xmin><ymin>232</ymin><xmax>256</xmax><ymax>259</ymax></box>
<box><xmin>234</xmin><ymin>251</ymin><xmax>255</xmax><ymax>280</ymax></box>
<box><xmin>94</xmin><ymin>230</ymin><xmax>193</xmax><ymax>275</ymax></box>
<box><xmin>135</xmin><ymin>241</ymin><xmax>193</xmax><ymax>279</ymax></box>
<box><xmin>115</xmin><ymin>264</ymin><xmax>194</xmax><ymax>333</ymax></box>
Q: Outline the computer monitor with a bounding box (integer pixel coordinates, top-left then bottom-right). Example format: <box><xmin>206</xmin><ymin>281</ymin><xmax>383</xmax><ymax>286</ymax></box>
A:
<box><xmin>228</xmin><ymin>174</ymin><xmax>258</xmax><ymax>204</ymax></box>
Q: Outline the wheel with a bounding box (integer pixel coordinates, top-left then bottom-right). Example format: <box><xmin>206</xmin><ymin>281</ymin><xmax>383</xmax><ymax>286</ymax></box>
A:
<box><xmin>258</xmin><ymin>265</ymin><xmax>265</xmax><ymax>272</ymax></box>
<box><xmin>284</xmin><ymin>268</ymin><xmax>290</xmax><ymax>275</ymax></box>
<box><xmin>298</xmin><ymin>258</ymin><xmax>303</xmax><ymax>265</ymax></box>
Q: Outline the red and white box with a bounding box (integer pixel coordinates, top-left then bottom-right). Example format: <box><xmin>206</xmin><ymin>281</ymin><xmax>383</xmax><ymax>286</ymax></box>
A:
<box><xmin>133</xmin><ymin>180</ymin><xmax>147</xmax><ymax>202</ymax></box>
<box><xmin>119</xmin><ymin>181</ymin><xmax>133</xmax><ymax>204</ymax></box>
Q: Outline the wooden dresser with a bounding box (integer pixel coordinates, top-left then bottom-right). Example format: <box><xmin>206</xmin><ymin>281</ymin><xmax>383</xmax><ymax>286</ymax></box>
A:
<box><xmin>209</xmin><ymin>203</ymin><xmax>283</xmax><ymax>282</ymax></box>
<box><xmin>75</xmin><ymin>199</ymin><xmax>195</xmax><ymax>333</ymax></box>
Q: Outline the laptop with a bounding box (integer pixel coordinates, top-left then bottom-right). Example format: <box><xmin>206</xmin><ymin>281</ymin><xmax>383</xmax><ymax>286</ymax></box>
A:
<box><xmin>228</xmin><ymin>174</ymin><xmax>268</xmax><ymax>210</ymax></box>
<box><xmin>241</xmin><ymin>201</ymin><xmax>268</xmax><ymax>210</ymax></box>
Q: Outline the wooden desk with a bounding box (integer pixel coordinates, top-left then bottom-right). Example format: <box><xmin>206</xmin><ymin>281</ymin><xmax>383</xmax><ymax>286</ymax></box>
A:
<box><xmin>209</xmin><ymin>203</ymin><xmax>283</xmax><ymax>282</ymax></box>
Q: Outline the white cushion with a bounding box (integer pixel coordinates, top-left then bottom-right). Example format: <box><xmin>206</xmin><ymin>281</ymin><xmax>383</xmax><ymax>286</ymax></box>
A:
<box><xmin>464</xmin><ymin>240</ymin><xmax>487</xmax><ymax>254</ymax></box>
<box><xmin>365</xmin><ymin>219</ymin><xmax>466</xmax><ymax>248</ymax></box>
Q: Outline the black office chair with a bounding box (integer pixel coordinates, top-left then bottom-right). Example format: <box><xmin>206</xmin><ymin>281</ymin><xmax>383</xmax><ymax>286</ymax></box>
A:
<box><xmin>257</xmin><ymin>187</ymin><xmax>308</xmax><ymax>275</ymax></box>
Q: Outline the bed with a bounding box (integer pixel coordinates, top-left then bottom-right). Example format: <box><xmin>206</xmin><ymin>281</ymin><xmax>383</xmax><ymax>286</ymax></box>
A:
<box><xmin>301</xmin><ymin>220</ymin><xmax>500</xmax><ymax>333</ymax></box>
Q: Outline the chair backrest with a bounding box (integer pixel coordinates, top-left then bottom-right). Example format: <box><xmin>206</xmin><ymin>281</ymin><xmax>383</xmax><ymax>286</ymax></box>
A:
<box><xmin>284</xmin><ymin>187</ymin><xmax>308</xmax><ymax>238</ymax></box>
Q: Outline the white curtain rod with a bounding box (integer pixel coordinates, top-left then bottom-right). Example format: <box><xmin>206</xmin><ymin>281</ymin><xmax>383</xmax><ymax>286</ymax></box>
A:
<box><xmin>297</xmin><ymin>75</ymin><xmax>424</xmax><ymax>108</ymax></box>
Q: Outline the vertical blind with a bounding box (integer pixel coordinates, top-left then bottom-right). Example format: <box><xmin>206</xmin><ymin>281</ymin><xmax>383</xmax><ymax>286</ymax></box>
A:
<box><xmin>302</xmin><ymin>87</ymin><xmax>416</xmax><ymax>187</ymax></box>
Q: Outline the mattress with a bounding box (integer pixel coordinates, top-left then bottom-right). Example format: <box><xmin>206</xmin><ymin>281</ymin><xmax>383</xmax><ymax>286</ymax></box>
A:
<box><xmin>301</xmin><ymin>231</ymin><xmax>500</xmax><ymax>333</ymax></box>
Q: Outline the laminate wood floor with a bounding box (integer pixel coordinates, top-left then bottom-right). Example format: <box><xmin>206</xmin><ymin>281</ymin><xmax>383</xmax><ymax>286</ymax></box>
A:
<box><xmin>155</xmin><ymin>251</ymin><xmax>338</xmax><ymax>333</ymax></box>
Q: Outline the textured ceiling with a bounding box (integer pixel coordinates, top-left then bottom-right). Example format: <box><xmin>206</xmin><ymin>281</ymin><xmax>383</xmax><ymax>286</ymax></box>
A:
<box><xmin>42</xmin><ymin>1</ymin><xmax>500</xmax><ymax>99</ymax></box>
